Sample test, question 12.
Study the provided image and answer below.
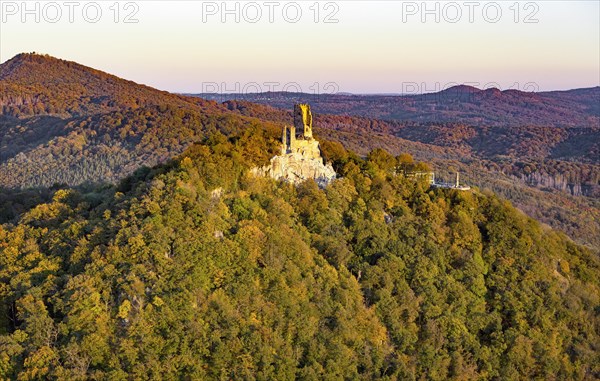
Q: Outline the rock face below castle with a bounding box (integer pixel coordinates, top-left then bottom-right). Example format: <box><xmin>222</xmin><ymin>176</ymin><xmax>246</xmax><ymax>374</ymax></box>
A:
<box><xmin>252</xmin><ymin>104</ymin><xmax>336</xmax><ymax>187</ymax></box>
<box><xmin>255</xmin><ymin>147</ymin><xmax>337</xmax><ymax>187</ymax></box>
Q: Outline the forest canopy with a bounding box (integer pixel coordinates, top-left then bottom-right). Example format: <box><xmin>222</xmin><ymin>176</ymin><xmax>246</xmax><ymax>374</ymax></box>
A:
<box><xmin>0</xmin><ymin>130</ymin><xmax>598</xmax><ymax>380</ymax></box>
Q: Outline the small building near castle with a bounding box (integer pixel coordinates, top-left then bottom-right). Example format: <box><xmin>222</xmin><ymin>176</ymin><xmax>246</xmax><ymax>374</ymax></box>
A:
<box><xmin>252</xmin><ymin>104</ymin><xmax>336</xmax><ymax>187</ymax></box>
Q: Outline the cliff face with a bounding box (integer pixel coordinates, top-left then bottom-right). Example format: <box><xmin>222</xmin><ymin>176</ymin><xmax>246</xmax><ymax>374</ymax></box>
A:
<box><xmin>253</xmin><ymin>149</ymin><xmax>336</xmax><ymax>187</ymax></box>
<box><xmin>252</xmin><ymin>104</ymin><xmax>336</xmax><ymax>187</ymax></box>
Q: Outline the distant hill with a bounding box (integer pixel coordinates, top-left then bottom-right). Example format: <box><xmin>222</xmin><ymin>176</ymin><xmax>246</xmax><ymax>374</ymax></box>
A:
<box><xmin>221</xmin><ymin>99</ymin><xmax>600</xmax><ymax>165</ymax></box>
<box><xmin>193</xmin><ymin>86</ymin><xmax>600</xmax><ymax>128</ymax></box>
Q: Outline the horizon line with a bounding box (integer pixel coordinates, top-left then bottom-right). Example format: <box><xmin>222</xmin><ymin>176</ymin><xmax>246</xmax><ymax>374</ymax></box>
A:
<box><xmin>179</xmin><ymin>85</ymin><xmax>600</xmax><ymax>97</ymax></box>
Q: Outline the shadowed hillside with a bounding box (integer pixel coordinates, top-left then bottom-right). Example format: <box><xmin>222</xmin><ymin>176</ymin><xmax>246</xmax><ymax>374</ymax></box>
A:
<box><xmin>0</xmin><ymin>53</ymin><xmax>280</xmax><ymax>187</ymax></box>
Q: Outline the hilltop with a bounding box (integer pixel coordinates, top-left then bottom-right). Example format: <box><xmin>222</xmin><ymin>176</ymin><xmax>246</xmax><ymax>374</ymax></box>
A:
<box><xmin>0</xmin><ymin>53</ymin><xmax>221</xmax><ymax>117</ymax></box>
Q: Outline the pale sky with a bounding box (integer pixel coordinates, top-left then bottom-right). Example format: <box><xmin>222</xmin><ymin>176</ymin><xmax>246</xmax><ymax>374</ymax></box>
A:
<box><xmin>1</xmin><ymin>0</ymin><xmax>599</xmax><ymax>93</ymax></box>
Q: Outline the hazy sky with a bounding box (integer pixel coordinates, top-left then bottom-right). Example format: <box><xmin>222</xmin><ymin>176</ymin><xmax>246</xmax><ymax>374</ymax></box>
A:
<box><xmin>1</xmin><ymin>0</ymin><xmax>599</xmax><ymax>93</ymax></box>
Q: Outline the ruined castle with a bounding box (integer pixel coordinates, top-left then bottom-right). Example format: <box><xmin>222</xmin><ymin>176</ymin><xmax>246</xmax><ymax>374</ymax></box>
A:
<box><xmin>252</xmin><ymin>104</ymin><xmax>336</xmax><ymax>187</ymax></box>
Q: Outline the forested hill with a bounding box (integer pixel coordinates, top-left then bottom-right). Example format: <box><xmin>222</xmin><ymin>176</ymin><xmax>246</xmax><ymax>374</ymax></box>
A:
<box><xmin>0</xmin><ymin>53</ymin><xmax>279</xmax><ymax>188</ymax></box>
<box><xmin>0</xmin><ymin>53</ymin><xmax>223</xmax><ymax>117</ymax></box>
<box><xmin>0</xmin><ymin>131</ymin><xmax>598</xmax><ymax>379</ymax></box>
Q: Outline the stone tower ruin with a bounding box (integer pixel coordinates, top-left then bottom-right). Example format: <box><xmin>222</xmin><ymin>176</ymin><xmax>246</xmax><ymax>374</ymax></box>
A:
<box><xmin>294</xmin><ymin>103</ymin><xmax>313</xmax><ymax>139</ymax></box>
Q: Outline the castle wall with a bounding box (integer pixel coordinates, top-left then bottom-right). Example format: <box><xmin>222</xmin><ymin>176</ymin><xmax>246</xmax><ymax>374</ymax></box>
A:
<box><xmin>289</xmin><ymin>139</ymin><xmax>321</xmax><ymax>159</ymax></box>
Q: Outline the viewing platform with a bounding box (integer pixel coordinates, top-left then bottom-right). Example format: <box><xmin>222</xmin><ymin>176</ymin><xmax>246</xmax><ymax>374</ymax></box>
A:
<box><xmin>431</xmin><ymin>172</ymin><xmax>471</xmax><ymax>190</ymax></box>
<box><xmin>407</xmin><ymin>171</ymin><xmax>471</xmax><ymax>191</ymax></box>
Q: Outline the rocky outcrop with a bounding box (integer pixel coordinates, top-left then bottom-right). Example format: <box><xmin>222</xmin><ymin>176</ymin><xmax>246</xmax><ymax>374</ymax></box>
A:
<box><xmin>252</xmin><ymin>104</ymin><xmax>336</xmax><ymax>187</ymax></box>
<box><xmin>253</xmin><ymin>150</ymin><xmax>336</xmax><ymax>187</ymax></box>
